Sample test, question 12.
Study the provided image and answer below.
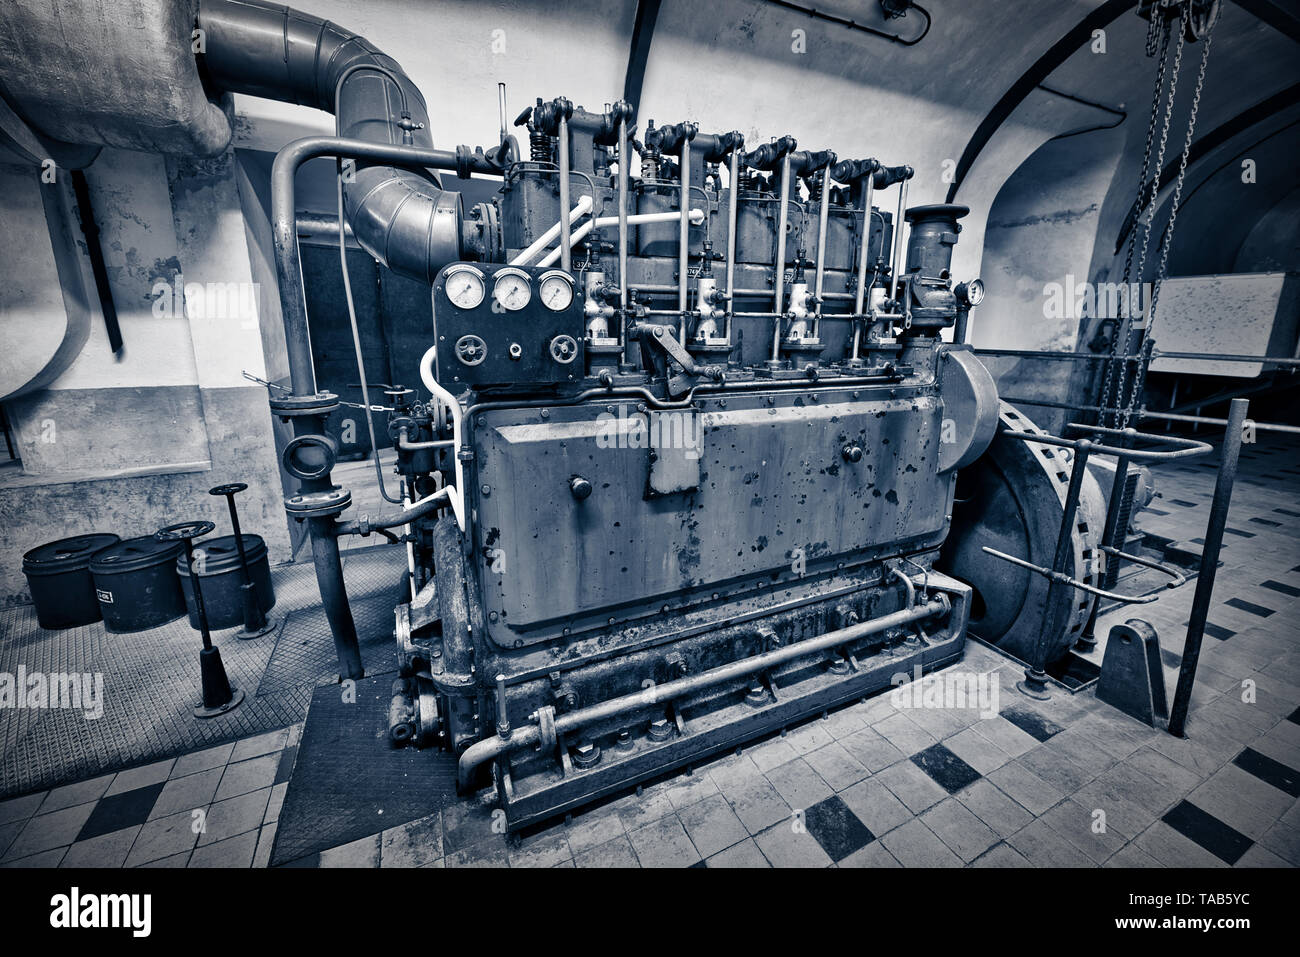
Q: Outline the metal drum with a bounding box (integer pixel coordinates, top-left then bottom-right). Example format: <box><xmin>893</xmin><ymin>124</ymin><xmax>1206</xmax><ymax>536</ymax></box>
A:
<box><xmin>175</xmin><ymin>533</ymin><xmax>275</xmax><ymax>631</ymax></box>
<box><xmin>89</xmin><ymin>536</ymin><xmax>187</xmax><ymax>633</ymax></box>
<box><xmin>22</xmin><ymin>533</ymin><xmax>120</xmax><ymax>629</ymax></box>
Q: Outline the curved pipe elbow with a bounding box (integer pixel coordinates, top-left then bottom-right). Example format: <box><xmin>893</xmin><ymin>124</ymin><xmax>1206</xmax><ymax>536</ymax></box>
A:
<box><xmin>198</xmin><ymin>0</ymin><xmax>463</xmax><ymax>282</ymax></box>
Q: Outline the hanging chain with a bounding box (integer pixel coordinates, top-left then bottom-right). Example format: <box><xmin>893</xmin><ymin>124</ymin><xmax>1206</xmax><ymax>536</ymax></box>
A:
<box><xmin>1124</xmin><ymin>3</ymin><xmax>1219</xmax><ymax>422</ymax></box>
<box><xmin>1100</xmin><ymin>7</ymin><xmax>1173</xmax><ymax>427</ymax></box>
<box><xmin>1113</xmin><ymin>4</ymin><xmax>1190</xmax><ymax>429</ymax></box>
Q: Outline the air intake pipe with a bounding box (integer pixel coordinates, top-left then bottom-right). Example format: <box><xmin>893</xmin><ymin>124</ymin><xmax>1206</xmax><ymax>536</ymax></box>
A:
<box><xmin>194</xmin><ymin>0</ymin><xmax>478</xmax><ymax>679</ymax></box>
<box><xmin>197</xmin><ymin>0</ymin><xmax>463</xmax><ymax>288</ymax></box>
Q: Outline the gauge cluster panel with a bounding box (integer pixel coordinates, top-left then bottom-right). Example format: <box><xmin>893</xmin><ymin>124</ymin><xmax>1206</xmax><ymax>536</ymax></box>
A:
<box><xmin>433</xmin><ymin>262</ymin><xmax>586</xmax><ymax>387</ymax></box>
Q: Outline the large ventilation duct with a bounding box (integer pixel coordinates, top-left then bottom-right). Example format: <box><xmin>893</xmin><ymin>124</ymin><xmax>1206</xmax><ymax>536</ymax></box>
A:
<box><xmin>196</xmin><ymin>0</ymin><xmax>463</xmax><ymax>282</ymax></box>
<box><xmin>0</xmin><ymin>0</ymin><xmax>229</xmax><ymax>164</ymax></box>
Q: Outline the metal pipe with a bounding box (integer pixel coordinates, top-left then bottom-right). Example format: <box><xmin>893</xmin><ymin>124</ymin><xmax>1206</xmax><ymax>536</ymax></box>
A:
<box><xmin>890</xmin><ymin>178</ymin><xmax>908</xmax><ymax>300</ymax></box>
<box><xmin>1018</xmin><ymin>439</ymin><xmax>1092</xmax><ymax>698</ymax></box>
<box><xmin>678</xmin><ymin>136</ymin><xmax>691</xmax><ymax>343</ymax></box>
<box><xmin>812</xmin><ymin>165</ymin><xmax>831</xmax><ymax>339</ymax></box>
<box><xmin>977</xmin><ymin>348</ymin><xmax>1300</xmax><ymax>367</ymax></box>
<box><xmin>1169</xmin><ymin>398</ymin><xmax>1249</xmax><ymax>737</ymax></box>
<box><xmin>852</xmin><ymin>175</ymin><xmax>875</xmax><ymax>362</ymax></box>
<box><xmin>725</xmin><ymin>148</ymin><xmax>740</xmax><ymax>344</ymax></box>
<box><xmin>457</xmin><ymin>595</ymin><xmax>950</xmax><ymax>789</ymax></box>
<box><xmin>534</xmin><ymin>210</ymin><xmax>702</xmax><ymax>268</ymax></box>
<box><xmin>772</xmin><ymin>152</ymin><xmax>792</xmax><ymax>361</ymax></box>
<box><xmin>308</xmin><ymin>516</ymin><xmax>363</xmax><ymax>680</ymax></box>
<box><xmin>270</xmin><ymin>136</ymin><xmax>475</xmax><ymax>394</ymax></box>
<box><xmin>1000</xmin><ymin>395</ymin><xmax>1300</xmax><ymax>435</ymax></box>
<box><xmin>510</xmin><ymin>195</ymin><xmax>593</xmax><ymax>266</ymax></box>
<box><xmin>497</xmin><ymin>82</ymin><xmax>508</xmax><ymax>144</ymax></box>
<box><xmin>558</xmin><ymin>113</ymin><xmax>572</xmax><ymax>272</ymax></box>
<box><xmin>617</xmin><ymin>116</ymin><xmax>630</xmax><ymax>350</ymax></box>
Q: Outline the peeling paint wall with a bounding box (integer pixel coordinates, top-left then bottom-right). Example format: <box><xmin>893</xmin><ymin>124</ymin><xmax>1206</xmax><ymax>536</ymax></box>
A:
<box><xmin>0</xmin><ymin>145</ymin><xmax>290</xmax><ymax>603</ymax></box>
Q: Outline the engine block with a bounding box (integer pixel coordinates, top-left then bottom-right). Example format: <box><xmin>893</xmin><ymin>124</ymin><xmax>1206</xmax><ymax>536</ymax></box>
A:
<box><xmin>384</xmin><ymin>95</ymin><xmax>999</xmax><ymax>828</ymax></box>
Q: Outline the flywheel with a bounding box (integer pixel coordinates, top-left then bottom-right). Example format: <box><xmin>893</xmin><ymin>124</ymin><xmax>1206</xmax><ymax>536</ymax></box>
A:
<box><xmin>937</xmin><ymin>402</ymin><xmax>1105</xmax><ymax>667</ymax></box>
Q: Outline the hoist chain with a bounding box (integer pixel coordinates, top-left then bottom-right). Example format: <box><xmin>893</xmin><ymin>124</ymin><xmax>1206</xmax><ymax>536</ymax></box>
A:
<box><xmin>1100</xmin><ymin>6</ymin><xmax>1173</xmax><ymax>427</ymax></box>
<box><xmin>1125</xmin><ymin>3</ymin><xmax>1219</xmax><ymax>422</ymax></box>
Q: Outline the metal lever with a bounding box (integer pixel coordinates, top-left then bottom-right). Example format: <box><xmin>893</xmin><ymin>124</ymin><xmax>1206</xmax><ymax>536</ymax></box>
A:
<box><xmin>981</xmin><ymin>546</ymin><xmax>1158</xmax><ymax>605</ymax></box>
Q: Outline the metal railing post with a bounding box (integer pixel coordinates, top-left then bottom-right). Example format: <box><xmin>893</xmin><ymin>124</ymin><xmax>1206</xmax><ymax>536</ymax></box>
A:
<box><xmin>1168</xmin><ymin>398</ymin><xmax>1249</xmax><ymax>737</ymax></box>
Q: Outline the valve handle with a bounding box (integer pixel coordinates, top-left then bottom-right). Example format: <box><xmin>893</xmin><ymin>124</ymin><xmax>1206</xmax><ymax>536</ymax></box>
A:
<box><xmin>156</xmin><ymin>520</ymin><xmax>216</xmax><ymax>543</ymax></box>
<box><xmin>209</xmin><ymin>483</ymin><xmax>248</xmax><ymax>497</ymax></box>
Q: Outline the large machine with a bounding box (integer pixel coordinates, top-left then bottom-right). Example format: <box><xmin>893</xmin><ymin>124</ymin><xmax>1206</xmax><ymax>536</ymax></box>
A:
<box><xmin>190</xmin><ymin>0</ymin><xmax>1103</xmax><ymax>829</ymax></box>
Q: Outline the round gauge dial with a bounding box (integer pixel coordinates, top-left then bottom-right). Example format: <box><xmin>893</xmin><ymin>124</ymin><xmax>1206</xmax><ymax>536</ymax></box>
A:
<box><xmin>493</xmin><ymin>269</ymin><xmax>532</xmax><ymax>311</ymax></box>
<box><xmin>444</xmin><ymin>266</ymin><xmax>485</xmax><ymax>309</ymax></box>
<box><xmin>538</xmin><ymin>271</ymin><xmax>575</xmax><ymax>312</ymax></box>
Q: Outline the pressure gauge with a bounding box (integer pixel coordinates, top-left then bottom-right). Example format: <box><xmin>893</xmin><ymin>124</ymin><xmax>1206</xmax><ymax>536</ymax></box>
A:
<box><xmin>444</xmin><ymin>264</ymin><xmax>485</xmax><ymax>309</ymax></box>
<box><xmin>538</xmin><ymin>271</ymin><xmax>575</xmax><ymax>312</ymax></box>
<box><xmin>956</xmin><ymin>278</ymin><xmax>985</xmax><ymax>307</ymax></box>
<box><xmin>493</xmin><ymin>268</ymin><xmax>532</xmax><ymax>311</ymax></box>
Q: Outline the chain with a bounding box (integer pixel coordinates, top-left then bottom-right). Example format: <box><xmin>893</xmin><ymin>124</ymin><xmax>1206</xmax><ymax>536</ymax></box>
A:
<box><xmin>1125</xmin><ymin>3</ymin><xmax>1219</xmax><ymax>420</ymax></box>
<box><xmin>1100</xmin><ymin>8</ymin><xmax>1172</xmax><ymax>427</ymax></box>
<box><xmin>1113</xmin><ymin>5</ymin><xmax>1190</xmax><ymax>429</ymax></box>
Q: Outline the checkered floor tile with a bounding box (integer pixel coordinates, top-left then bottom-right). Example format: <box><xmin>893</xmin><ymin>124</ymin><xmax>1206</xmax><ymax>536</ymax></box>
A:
<box><xmin>2</xmin><ymin>438</ymin><xmax>1298</xmax><ymax>867</ymax></box>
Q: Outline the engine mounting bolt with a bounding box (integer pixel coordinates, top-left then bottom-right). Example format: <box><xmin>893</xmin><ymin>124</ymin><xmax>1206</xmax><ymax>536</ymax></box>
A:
<box><xmin>540</xmin><ymin>409</ymin><xmax>550</xmax><ymax>419</ymax></box>
<box><xmin>842</xmin><ymin>444</ymin><xmax>864</xmax><ymax>463</ymax></box>
<box><xmin>489</xmin><ymin>611</ymin><xmax>498</xmax><ymax>622</ymax></box>
<box><xmin>481</xmin><ymin>484</ymin><xmax>491</xmax><ymax>495</ymax></box>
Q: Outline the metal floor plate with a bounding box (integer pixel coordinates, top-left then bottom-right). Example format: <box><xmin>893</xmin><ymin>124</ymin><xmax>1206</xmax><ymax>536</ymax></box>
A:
<box><xmin>0</xmin><ymin>544</ymin><xmax>408</xmax><ymax>799</ymax></box>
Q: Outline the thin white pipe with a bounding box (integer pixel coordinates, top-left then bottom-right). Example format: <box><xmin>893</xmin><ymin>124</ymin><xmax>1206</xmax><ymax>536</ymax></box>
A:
<box><xmin>511</xmin><ymin>195</ymin><xmax>593</xmax><ymax>266</ymax></box>
<box><xmin>534</xmin><ymin>210</ymin><xmax>704</xmax><ymax>268</ymax></box>
<box><xmin>418</xmin><ymin>346</ymin><xmax>465</xmax><ymax>531</ymax></box>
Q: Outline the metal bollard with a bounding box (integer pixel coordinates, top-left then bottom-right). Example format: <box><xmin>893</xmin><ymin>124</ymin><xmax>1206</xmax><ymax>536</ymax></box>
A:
<box><xmin>210</xmin><ymin>483</ymin><xmax>278</xmax><ymax>639</ymax></box>
<box><xmin>157</xmin><ymin>521</ymin><xmax>245</xmax><ymax>718</ymax></box>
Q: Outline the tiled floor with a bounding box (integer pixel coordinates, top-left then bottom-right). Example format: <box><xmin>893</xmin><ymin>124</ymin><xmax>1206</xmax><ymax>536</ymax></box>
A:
<box><xmin>0</xmin><ymin>544</ymin><xmax>405</xmax><ymax>798</ymax></box>
<box><xmin>1</xmin><ymin>437</ymin><xmax>1297</xmax><ymax>867</ymax></box>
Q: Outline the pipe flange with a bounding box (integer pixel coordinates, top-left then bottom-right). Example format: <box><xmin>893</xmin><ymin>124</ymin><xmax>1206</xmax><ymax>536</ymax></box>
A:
<box><xmin>534</xmin><ymin>704</ymin><xmax>557</xmax><ymax>756</ymax></box>
<box><xmin>282</xmin><ymin>433</ymin><xmax>338</xmax><ymax>481</ymax></box>
<box><xmin>269</xmin><ymin>391</ymin><xmax>341</xmax><ymax>417</ymax></box>
<box><xmin>284</xmin><ymin>486</ymin><xmax>352</xmax><ymax>519</ymax></box>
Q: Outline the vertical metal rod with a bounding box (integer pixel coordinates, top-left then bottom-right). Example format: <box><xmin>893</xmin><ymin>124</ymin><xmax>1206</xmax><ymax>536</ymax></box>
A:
<box><xmin>953</xmin><ymin>305</ymin><xmax>971</xmax><ymax>345</ymax></box>
<box><xmin>724</xmin><ymin>148</ymin><xmax>739</xmax><ymax>345</ymax></box>
<box><xmin>1075</xmin><ymin>429</ymin><xmax>1135</xmax><ymax>650</ymax></box>
<box><xmin>617</xmin><ymin>116</ymin><xmax>630</xmax><ymax>353</ymax></box>
<box><xmin>851</xmin><ymin>176</ymin><xmax>875</xmax><ymax>363</ymax></box>
<box><xmin>495</xmin><ymin>673</ymin><xmax>510</xmax><ymax>738</ymax></box>
<box><xmin>558</xmin><ymin>115</ymin><xmax>572</xmax><ymax>273</ymax></box>
<box><xmin>1169</xmin><ymin>398</ymin><xmax>1249</xmax><ymax>737</ymax></box>
<box><xmin>1018</xmin><ymin>439</ymin><xmax>1093</xmax><ymax>699</ymax></box>
<box><xmin>891</xmin><ymin>178</ymin><xmax>908</xmax><ymax>300</ymax></box>
<box><xmin>678</xmin><ymin>137</ymin><xmax>691</xmax><ymax>343</ymax></box>
<box><xmin>309</xmin><ymin>516</ymin><xmax>364</xmax><ymax>680</ymax></box>
<box><xmin>772</xmin><ymin>152</ymin><xmax>792</xmax><ymax>361</ymax></box>
<box><xmin>183</xmin><ymin>538</ymin><xmax>214</xmax><ymax>652</ymax></box>
<box><xmin>497</xmin><ymin>83</ymin><xmax>508</xmax><ymax>144</ymax></box>
<box><xmin>811</xmin><ymin>165</ymin><xmax>831</xmax><ymax>340</ymax></box>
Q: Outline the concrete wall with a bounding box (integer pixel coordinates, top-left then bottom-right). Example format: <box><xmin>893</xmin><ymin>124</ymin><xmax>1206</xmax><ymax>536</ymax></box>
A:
<box><xmin>0</xmin><ymin>146</ymin><xmax>291</xmax><ymax>603</ymax></box>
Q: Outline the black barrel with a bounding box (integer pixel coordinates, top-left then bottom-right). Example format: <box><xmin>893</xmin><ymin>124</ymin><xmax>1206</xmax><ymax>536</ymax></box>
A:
<box><xmin>175</xmin><ymin>533</ymin><xmax>276</xmax><ymax>630</ymax></box>
<box><xmin>22</xmin><ymin>534</ymin><xmax>121</xmax><ymax>629</ymax></box>
<box><xmin>89</xmin><ymin>536</ymin><xmax>187</xmax><ymax>633</ymax></box>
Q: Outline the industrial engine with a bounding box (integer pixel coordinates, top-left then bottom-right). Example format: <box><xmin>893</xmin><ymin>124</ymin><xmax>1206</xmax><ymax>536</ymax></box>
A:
<box><xmin>192</xmin><ymin>0</ymin><xmax>1102</xmax><ymax>830</ymax></box>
